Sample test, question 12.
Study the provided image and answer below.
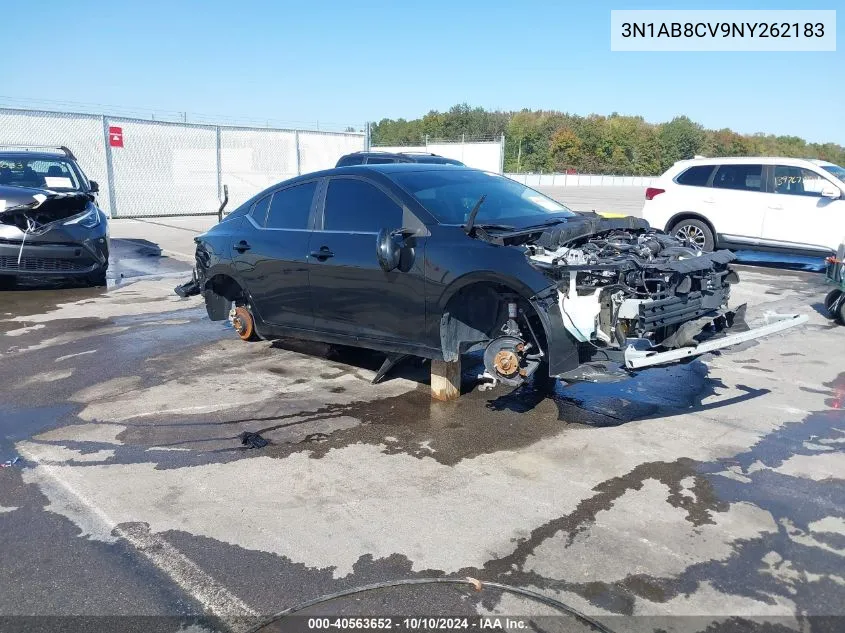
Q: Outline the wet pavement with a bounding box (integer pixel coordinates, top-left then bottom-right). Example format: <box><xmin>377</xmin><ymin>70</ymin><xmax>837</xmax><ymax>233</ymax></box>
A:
<box><xmin>0</xmin><ymin>250</ymin><xmax>843</xmax><ymax>633</ymax></box>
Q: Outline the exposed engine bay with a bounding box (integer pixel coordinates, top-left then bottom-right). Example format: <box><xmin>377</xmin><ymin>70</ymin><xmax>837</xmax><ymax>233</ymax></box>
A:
<box><xmin>526</xmin><ymin>224</ymin><xmax>739</xmax><ymax>349</ymax></box>
<box><xmin>0</xmin><ymin>186</ymin><xmax>93</xmax><ymax>234</ymax></box>
<box><xmin>475</xmin><ymin>216</ymin><xmax>749</xmax><ymax>387</ymax></box>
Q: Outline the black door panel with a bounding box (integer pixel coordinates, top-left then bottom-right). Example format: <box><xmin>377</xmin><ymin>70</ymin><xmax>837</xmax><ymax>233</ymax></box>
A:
<box><xmin>308</xmin><ymin>177</ymin><xmax>427</xmax><ymax>343</ymax></box>
<box><xmin>232</xmin><ymin>181</ymin><xmax>318</xmax><ymax>329</ymax></box>
<box><xmin>308</xmin><ymin>232</ymin><xmax>426</xmax><ymax>341</ymax></box>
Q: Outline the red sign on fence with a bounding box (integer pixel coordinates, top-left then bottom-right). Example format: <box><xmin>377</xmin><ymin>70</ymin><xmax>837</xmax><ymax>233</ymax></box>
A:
<box><xmin>108</xmin><ymin>126</ymin><xmax>124</xmax><ymax>148</ymax></box>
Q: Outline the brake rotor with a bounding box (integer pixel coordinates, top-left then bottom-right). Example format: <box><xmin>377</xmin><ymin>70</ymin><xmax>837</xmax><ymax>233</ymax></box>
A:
<box><xmin>231</xmin><ymin>305</ymin><xmax>255</xmax><ymax>341</ymax></box>
<box><xmin>483</xmin><ymin>336</ymin><xmax>527</xmax><ymax>386</ymax></box>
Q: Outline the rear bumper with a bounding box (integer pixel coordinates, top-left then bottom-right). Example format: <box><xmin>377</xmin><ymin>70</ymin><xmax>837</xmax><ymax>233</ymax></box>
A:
<box><xmin>0</xmin><ymin>239</ymin><xmax>109</xmax><ymax>276</ymax></box>
<box><xmin>624</xmin><ymin>312</ymin><xmax>808</xmax><ymax>370</ymax></box>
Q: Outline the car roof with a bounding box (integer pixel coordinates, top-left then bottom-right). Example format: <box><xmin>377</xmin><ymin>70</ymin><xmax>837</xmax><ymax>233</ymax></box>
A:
<box><xmin>344</xmin><ymin>150</ymin><xmax>442</xmax><ymax>157</ymax></box>
<box><xmin>272</xmin><ymin>163</ymin><xmax>478</xmax><ymax>188</ymax></box>
<box><xmin>0</xmin><ymin>150</ymin><xmax>77</xmax><ymax>161</ymax></box>
<box><xmin>339</xmin><ymin>150</ymin><xmax>462</xmax><ymax>163</ymax></box>
<box><xmin>335</xmin><ymin>163</ymin><xmax>473</xmax><ymax>174</ymax></box>
<box><xmin>672</xmin><ymin>156</ymin><xmax>827</xmax><ymax>169</ymax></box>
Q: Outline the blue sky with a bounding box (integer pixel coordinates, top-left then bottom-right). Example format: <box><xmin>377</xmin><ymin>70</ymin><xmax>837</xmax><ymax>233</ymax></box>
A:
<box><xmin>1</xmin><ymin>0</ymin><xmax>842</xmax><ymax>142</ymax></box>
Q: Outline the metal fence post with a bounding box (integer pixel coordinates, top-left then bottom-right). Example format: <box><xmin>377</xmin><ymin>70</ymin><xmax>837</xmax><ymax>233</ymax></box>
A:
<box><xmin>294</xmin><ymin>130</ymin><xmax>301</xmax><ymax>176</ymax></box>
<box><xmin>365</xmin><ymin>122</ymin><xmax>371</xmax><ymax>150</ymax></box>
<box><xmin>499</xmin><ymin>133</ymin><xmax>505</xmax><ymax>174</ymax></box>
<box><xmin>101</xmin><ymin>115</ymin><xmax>119</xmax><ymax>218</ymax></box>
<box><xmin>215</xmin><ymin>126</ymin><xmax>222</xmax><ymax>203</ymax></box>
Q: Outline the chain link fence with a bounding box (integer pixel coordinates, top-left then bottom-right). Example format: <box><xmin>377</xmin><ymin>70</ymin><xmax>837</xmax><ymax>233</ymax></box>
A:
<box><xmin>0</xmin><ymin>107</ymin><xmax>366</xmax><ymax>218</ymax></box>
<box><xmin>0</xmin><ymin>108</ymin><xmax>114</xmax><ymax>215</ymax></box>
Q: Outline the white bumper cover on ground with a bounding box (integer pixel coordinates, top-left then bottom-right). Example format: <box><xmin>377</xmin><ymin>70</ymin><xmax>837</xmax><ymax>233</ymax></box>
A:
<box><xmin>624</xmin><ymin>312</ymin><xmax>809</xmax><ymax>370</ymax></box>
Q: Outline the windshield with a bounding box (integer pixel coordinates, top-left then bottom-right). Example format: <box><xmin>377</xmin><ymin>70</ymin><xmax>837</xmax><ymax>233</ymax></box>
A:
<box><xmin>821</xmin><ymin>164</ymin><xmax>845</xmax><ymax>183</ymax></box>
<box><xmin>0</xmin><ymin>155</ymin><xmax>82</xmax><ymax>191</ymax></box>
<box><xmin>390</xmin><ymin>169</ymin><xmax>576</xmax><ymax>225</ymax></box>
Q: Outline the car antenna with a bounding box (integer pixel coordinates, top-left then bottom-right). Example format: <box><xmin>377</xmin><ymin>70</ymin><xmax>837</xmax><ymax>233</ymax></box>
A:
<box><xmin>463</xmin><ymin>194</ymin><xmax>487</xmax><ymax>236</ymax></box>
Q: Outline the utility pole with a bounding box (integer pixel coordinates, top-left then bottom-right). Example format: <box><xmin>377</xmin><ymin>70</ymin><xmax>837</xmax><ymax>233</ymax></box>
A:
<box><xmin>517</xmin><ymin>138</ymin><xmax>522</xmax><ymax>173</ymax></box>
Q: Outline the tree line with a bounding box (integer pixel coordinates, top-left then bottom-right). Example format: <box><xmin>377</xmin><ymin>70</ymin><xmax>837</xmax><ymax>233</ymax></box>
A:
<box><xmin>370</xmin><ymin>104</ymin><xmax>845</xmax><ymax>175</ymax></box>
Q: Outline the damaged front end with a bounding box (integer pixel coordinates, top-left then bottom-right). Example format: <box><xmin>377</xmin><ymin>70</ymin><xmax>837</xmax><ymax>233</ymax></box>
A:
<box><xmin>481</xmin><ymin>217</ymin><xmax>807</xmax><ymax>384</ymax></box>
<box><xmin>0</xmin><ymin>185</ymin><xmax>109</xmax><ymax>278</ymax></box>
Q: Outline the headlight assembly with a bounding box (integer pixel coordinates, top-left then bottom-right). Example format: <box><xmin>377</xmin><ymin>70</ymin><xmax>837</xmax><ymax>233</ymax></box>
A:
<box><xmin>64</xmin><ymin>206</ymin><xmax>101</xmax><ymax>228</ymax></box>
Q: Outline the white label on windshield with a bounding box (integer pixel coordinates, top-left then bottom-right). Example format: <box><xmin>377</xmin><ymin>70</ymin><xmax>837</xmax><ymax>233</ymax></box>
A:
<box><xmin>45</xmin><ymin>177</ymin><xmax>73</xmax><ymax>189</ymax></box>
<box><xmin>0</xmin><ymin>200</ymin><xmax>5</xmax><ymax>211</ymax></box>
<box><xmin>527</xmin><ymin>195</ymin><xmax>563</xmax><ymax>211</ymax></box>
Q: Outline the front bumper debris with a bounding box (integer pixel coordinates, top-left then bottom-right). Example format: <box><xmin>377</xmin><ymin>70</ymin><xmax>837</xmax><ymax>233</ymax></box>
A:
<box><xmin>623</xmin><ymin>311</ymin><xmax>808</xmax><ymax>370</ymax></box>
<box><xmin>174</xmin><ymin>270</ymin><xmax>201</xmax><ymax>298</ymax></box>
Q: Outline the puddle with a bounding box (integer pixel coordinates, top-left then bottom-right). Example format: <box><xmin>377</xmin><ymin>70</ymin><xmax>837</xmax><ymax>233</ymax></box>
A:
<box><xmin>1</xmin><ymin>238</ymin><xmax>191</xmax><ymax>299</ymax></box>
<box><xmin>0</xmin><ymin>404</ymin><xmax>77</xmax><ymax>463</ymax></box>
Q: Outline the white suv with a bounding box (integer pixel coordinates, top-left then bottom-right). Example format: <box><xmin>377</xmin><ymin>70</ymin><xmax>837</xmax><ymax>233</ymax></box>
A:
<box><xmin>642</xmin><ymin>157</ymin><xmax>845</xmax><ymax>257</ymax></box>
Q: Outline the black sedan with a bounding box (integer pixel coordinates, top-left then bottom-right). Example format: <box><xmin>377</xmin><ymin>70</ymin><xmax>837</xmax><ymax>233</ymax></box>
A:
<box><xmin>180</xmin><ymin>164</ymin><xmax>804</xmax><ymax>386</ymax></box>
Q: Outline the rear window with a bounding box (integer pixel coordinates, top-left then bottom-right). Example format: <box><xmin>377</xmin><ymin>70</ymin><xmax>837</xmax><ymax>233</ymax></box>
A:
<box><xmin>409</xmin><ymin>156</ymin><xmax>464</xmax><ymax>165</ymax></box>
<box><xmin>336</xmin><ymin>155</ymin><xmax>364</xmax><ymax>167</ymax></box>
<box><xmin>365</xmin><ymin>156</ymin><xmax>400</xmax><ymax>164</ymax></box>
<box><xmin>675</xmin><ymin>165</ymin><xmax>713</xmax><ymax>187</ymax></box>
<box><xmin>712</xmin><ymin>164</ymin><xmax>763</xmax><ymax>192</ymax></box>
<box><xmin>266</xmin><ymin>181</ymin><xmax>317</xmax><ymax>229</ymax></box>
<box><xmin>250</xmin><ymin>195</ymin><xmax>271</xmax><ymax>225</ymax></box>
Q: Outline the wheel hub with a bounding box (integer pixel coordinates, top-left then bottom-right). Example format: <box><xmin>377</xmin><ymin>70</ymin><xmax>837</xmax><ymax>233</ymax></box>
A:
<box><xmin>483</xmin><ymin>335</ymin><xmax>530</xmax><ymax>387</ymax></box>
<box><xmin>232</xmin><ymin>315</ymin><xmax>246</xmax><ymax>335</ymax></box>
<box><xmin>677</xmin><ymin>225</ymin><xmax>706</xmax><ymax>247</ymax></box>
<box><xmin>493</xmin><ymin>350</ymin><xmax>519</xmax><ymax>376</ymax></box>
<box><xmin>231</xmin><ymin>306</ymin><xmax>255</xmax><ymax>341</ymax></box>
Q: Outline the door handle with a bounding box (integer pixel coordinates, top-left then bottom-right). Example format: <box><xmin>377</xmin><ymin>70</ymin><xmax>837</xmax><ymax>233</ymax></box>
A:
<box><xmin>233</xmin><ymin>240</ymin><xmax>251</xmax><ymax>253</ymax></box>
<box><xmin>310</xmin><ymin>247</ymin><xmax>334</xmax><ymax>260</ymax></box>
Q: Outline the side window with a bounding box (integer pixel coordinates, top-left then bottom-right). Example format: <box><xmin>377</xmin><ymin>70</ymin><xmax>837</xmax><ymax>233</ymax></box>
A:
<box><xmin>323</xmin><ymin>178</ymin><xmax>402</xmax><ymax>232</ymax></box>
<box><xmin>336</xmin><ymin>155</ymin><xmax>364</xmax><ymax>167</ymax></box>
<box><xmin>250</xmin><ymin>195</ymin><xmax>271</xmax><ymax>226</ymax></box>
<box><xmin>676</xmin><ymin>165</ymin><xmax>714</xmax><ymax>187</ymax></box>
<box><xmin>266</xmin><ymin>181</ymin><xmax>317</xmax><ymax>229</ymax></box>
<box><xmin>365</xmin><ymin>156</ymin><xmax>398</xmax><ymax>164</ymax></box>
<box><xmin>773</xmin><ymin>166</ymin><xmax>828</xmax><ymax>197</ymax></box>
<box><xmin>712</xmin><ymin>164</ymin><xmax>763</xmax><ymax>192</ymax></box>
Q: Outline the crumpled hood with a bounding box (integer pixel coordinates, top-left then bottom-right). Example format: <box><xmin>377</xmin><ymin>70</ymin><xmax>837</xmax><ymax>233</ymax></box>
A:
<box><xmin>533</xmin><ymin>215</ymin><xmax>652</xmax><ymax>249</ymax></box>
<box><xmin>0</xmin><ymin>184</ymin><xmax>93</xmax><ymax>233</ymax></box>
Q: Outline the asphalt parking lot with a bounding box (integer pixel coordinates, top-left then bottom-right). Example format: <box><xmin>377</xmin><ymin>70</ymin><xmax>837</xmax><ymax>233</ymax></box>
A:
<box><xmin>1</xmin><ymin>192</ymin><xmax>844</xmax><ymax>633</ymax></box>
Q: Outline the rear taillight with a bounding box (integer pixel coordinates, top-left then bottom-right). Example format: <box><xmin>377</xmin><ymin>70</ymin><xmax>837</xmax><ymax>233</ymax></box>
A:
<box><xmin>645</xmin><ymin>187</ymin><xmax>665</xmax><ymax>201</ymax></box>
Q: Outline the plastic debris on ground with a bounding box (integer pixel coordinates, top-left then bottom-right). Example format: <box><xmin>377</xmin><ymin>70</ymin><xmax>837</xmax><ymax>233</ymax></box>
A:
<box><xmin>239</xmin><ymin>432</ymin><xmax>269</xmax><ymax>449</ymax></box>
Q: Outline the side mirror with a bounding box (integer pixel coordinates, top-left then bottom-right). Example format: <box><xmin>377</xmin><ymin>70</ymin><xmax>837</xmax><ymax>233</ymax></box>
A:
<box><xmin>89</xmin><ymin>180</ymin><xmax>100</xmax><ymax>193</ymax></box>
<box><xmin>821</xmin><ymin>186</ymin><xmax>841</xmax><ymax>199</ymax></box>
<box><xmin>376</xmin><ymin>228</ymin><xmax>414</xmax><ymax>272</ymax></box>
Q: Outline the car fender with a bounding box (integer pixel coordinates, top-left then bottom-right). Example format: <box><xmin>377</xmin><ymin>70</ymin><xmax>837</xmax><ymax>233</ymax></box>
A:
<box><xmin>664</xmin><ymin>211</ymin><xmax>717</xmax><ymax>236</ymax></box>
<box><xmin>437</xmin><ymin>269</ymin><xmax>579</xmax><ymax>374</ymax></box>
<box><xmin>436</xmin><ymin>269</ymin><xmax>545</xmax><ymax>313</ymax></box>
